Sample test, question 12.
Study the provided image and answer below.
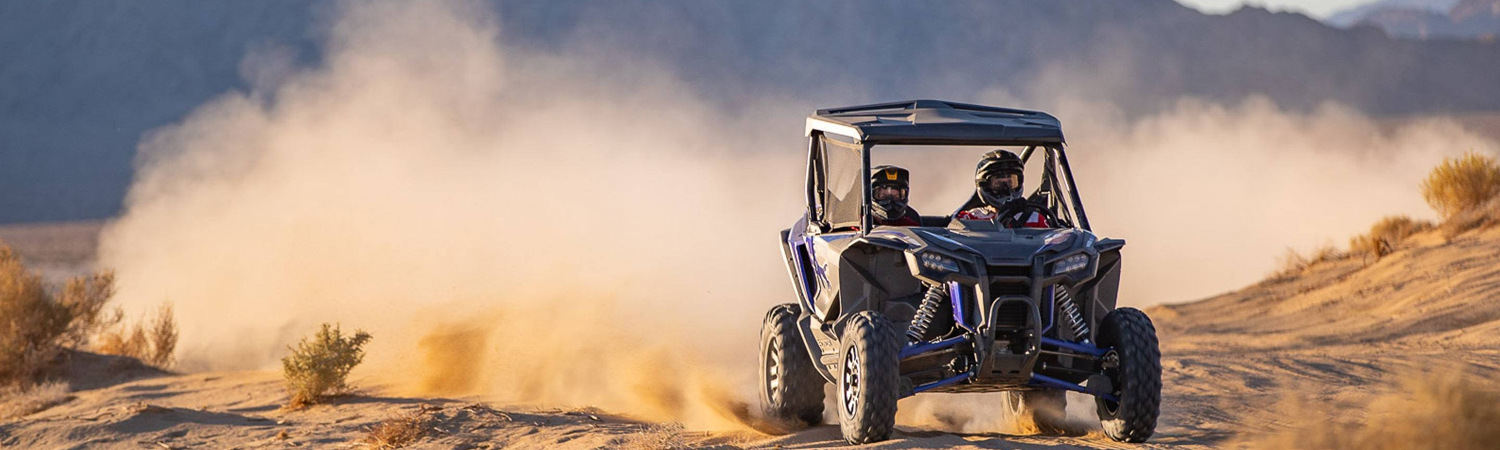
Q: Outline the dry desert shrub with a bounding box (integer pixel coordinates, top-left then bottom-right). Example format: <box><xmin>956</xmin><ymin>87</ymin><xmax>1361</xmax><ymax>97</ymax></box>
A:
<box><xmin>0</xmin><ymin>240</ymin><xmax>173</xmax><ymax>387</ymax></box>
<box><xmin>1348</xmin><ymin>215</ymin><xmax>1432</xmax><ymax>260</ymax></box>
<box><xmin>1307</xmin><ymin>244</ymin><xmax>1342</xmax><ymax>264</ymax></box>
<box><xmin>94</xmin><ymin>326</ymin><xmax>147</xmax><ymax>362</ymax></box>
<box><xmin>94</xmin><ymin>303</ymin><xmax>178</xmax><ymax>367</ymax></box>
<box><xmin>0</xmin><ymin>380</ymin><xmax>72</xmax><ymax>419</ymax></box>
<box><xmin>0</xmin><ymin>244</ymin><xmax>124</xmax><ymax>386</ymax></box>
<box><xmin>1269</xmin><ymin>243</ymin><xmax>1341</xmax><ymax>280</ymax></box>
<box><xmin>1250</xmin><ymin>370</ymin><xmax>1500</xmax><ymax>450</ymax></box>
<box><xmin>148</xmin><ymin>305</ymin><xmax>179</xmax><ymax>365</ymax></box>
<box><xmin>1421</xmin><ymin>152</ymin><xmax>1500</xmax><ymax>219</ymax></box>
<box><xmin>1438</xmin><ymin>197</ymin><xmax>1500</xmax><ymax>239</ymax></box>
<box><xmin>282</xmin><ymin>323</ymin><xmax>371</xmax><ymax>409</ymax></box>
<box><xmin>362</xmin><ymin>410</ymin><xmax>430</xmax><ymax>449</ymax></box>
<box><xmin>56</xmin><ymin>271</ymin><xmax>120</xmax><ymax>348</ymax></box>
<box><xmin>0</xmin><ymin>244</ymin><xmax>71</xmax><ymax>387</ymax></box>
<box><xmin>1347</xmin><ymin>234</ymin><xmax>1390</xmax><ymax>260</ymax></box>
<box><xmin>1270</xmin><ymin>247</ymin><xmax>1310</xmax><ymax>280</ymax></box>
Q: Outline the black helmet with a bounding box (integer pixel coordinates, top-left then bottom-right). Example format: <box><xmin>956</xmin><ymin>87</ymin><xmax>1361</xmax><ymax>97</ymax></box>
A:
<box><xmin>870</xmin><ymin>165</ymin><xmax>910</xmax><ymax>222</ymax></box>
<box><xmin>975</xmin><ymin>149</ymin><xmax>1023</xmax><ymax>207</ymax></box>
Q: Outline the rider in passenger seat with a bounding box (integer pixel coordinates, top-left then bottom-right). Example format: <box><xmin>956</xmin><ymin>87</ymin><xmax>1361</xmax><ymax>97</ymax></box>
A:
<box><xmin>871</xmin><ymin>165</ymin><xmax>922</xmax><ymax>226</ymax></box>
<box><xmin>956</xmin><ymin>150</ymin><xmax>1050</xmax><ymax>228</ymax></box>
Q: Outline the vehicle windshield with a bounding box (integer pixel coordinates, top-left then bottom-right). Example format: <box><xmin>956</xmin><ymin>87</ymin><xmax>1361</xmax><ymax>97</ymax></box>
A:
<box><xmin>872</xmin><ymin>145</ymin><xmax>1079</xmax><ymax>226</ymax></box>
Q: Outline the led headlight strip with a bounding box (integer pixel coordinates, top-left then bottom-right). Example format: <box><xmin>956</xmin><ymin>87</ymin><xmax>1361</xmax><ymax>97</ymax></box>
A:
<box><xmin>919</xmin><ymin>252</ymin><xmax>962</xmax><ymax>273</ymax></box>
<box><xmin>1051</xmin><ymin>253</ymin><xmax>1089</xmax><ymax>275</ymax></box>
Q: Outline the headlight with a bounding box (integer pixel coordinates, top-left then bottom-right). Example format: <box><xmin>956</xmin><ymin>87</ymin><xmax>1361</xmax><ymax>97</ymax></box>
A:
<box><xmin>1042</xmin><ymin>230</ymin><xmax>1075</xmax><ymax>247</ymax></box>
<box><xmin>1051</xmin><ymin>253</ymin><xmax>1089</xmax><ymax>275</ymax></box>
<box><xmin>919</xmin><ymin>252</ymin><xmax>962</xmax><ymax>273</ymax></box>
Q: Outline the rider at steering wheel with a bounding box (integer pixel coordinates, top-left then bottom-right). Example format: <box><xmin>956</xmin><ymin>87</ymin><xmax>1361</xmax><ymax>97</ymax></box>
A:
<box><xmin>956</xmin><ymin>149</ymin><xmax>1051</xmax><ymax>228</ymax></box>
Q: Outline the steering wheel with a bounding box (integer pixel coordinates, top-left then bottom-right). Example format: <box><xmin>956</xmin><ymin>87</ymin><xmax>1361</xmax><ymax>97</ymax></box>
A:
<box><xmin>996</xmin><ymin>199</ymin><xmax>1063</xmax><ymax>228</ymax></box>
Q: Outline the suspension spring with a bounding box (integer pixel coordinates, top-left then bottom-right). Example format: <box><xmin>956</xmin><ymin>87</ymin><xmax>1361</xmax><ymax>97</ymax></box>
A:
<box><xmin>1056</xmin><ymin>285</ymin><xmax>1091</xmax><ymax>342</ymax></box>
<box><xmin>907</xmin><ymin>283</ymin><xmax>946</xmax><ymax>343</ymax></box>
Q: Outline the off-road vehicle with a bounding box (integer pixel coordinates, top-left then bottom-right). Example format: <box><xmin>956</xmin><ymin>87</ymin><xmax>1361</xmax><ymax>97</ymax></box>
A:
<box><xmin>759</xmin><ymin>100</ymin><xmax>1160</xmax><ymax>444</ymax></box>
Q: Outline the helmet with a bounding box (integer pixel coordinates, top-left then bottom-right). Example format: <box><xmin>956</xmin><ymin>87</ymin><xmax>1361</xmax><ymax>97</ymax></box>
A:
<box><xmin>974</xmin><ymin>149</ymin><xmax>1023</xmax><ymax>207</ymax></box>
<box><xmin>870</xmin><ymin>165</ymin><xmax>911</xmax><ymax>222</ymax></box>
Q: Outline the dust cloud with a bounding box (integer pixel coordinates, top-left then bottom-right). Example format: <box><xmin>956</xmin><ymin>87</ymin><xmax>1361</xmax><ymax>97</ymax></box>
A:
<box><xmin>875</xmin><ymin>94</ymin><xmax>1498</xmax><ymax>307</ymax></box>
<box><xmin>1052</xmin><ymin>96</ymin><xmax>1498</xmax><ymax>306</ymax></box>
<box><xmin>96</xmin><ymin>0</ymin><xmax>1499</xmax><ymax>433</ymax></box>
<box><xmin>1245</xmin><ymin>368</ymin><xmax>1500</xmax><ymax>449</ymax></box>
<box><xmin>99</xmin><ymin>0</ymin><xmax>792</xmax><ymax>428</ymax></box>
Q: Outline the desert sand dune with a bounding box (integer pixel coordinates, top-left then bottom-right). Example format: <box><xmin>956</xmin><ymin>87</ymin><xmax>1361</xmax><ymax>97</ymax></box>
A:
<box><xmin>4</xmin><ymin>222</ymin><xmax>1500</xmax><ymax>448</ymax></box>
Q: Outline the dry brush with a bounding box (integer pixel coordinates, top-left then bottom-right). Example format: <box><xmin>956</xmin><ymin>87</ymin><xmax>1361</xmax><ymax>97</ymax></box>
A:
<box><xmin>282</xmin><ymin>323</ymin><xmax>372</xmax><ymax>409</ymax></box>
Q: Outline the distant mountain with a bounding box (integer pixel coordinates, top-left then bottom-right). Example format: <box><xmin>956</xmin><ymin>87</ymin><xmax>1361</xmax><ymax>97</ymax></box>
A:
<box><xmin>1325</xmin><ymin>0</ymin><xmax>1458</xmax><ymax>27</ymax></box>
<box><xmin>1329</xmin><ymin>0</ymin><xmax>1500</xmax><ymax>39</ymax></box>
<box><xmin>4</xmin><ymin>0</ymin><xmax>1500</xmax><ymax>223</ymax></box>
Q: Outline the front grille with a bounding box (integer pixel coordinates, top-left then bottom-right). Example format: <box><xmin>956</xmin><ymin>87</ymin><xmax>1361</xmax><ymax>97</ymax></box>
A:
<box><xmin>990</xmin><ymin>282</ymin><xmax>1030</xmax><ymax>297</ymax></box>
<box><xmin>988</xmin><ymin>265</ymin><xmax>1031</xmax><ymax>278</ymax></box>
<box><xmin>993</xmin><ymin>301</ymin><xmax>1030</xmax><ymax>329</ymax></box>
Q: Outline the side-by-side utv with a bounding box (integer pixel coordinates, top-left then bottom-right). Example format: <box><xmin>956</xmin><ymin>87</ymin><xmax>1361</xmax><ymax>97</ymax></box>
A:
<box><xmin>759</xmin><ymin>100</ymin><xmax>1160</xmax><ymax>444</ymax></box>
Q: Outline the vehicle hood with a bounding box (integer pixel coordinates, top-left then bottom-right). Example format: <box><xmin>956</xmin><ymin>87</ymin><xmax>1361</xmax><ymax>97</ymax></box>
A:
<box><xmin>868</xmin><ymin>226</ymin><xmax>1085</xmax><ymax>266</ymax></box>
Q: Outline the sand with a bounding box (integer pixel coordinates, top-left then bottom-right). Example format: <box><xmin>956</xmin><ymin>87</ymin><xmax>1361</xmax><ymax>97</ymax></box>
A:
<box><xmin>4</xmin><ymin>223</ymin><xmax>1500</xmax><ymax>448</ymax></box>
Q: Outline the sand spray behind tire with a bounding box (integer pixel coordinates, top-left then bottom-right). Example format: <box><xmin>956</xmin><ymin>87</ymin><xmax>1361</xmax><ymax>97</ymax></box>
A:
<box><xmin>404</xmin><ymin>302</ymin><xmax>762</xmax><ymax>430</ymax></box>
<box><xmin>1244</xmin><ymin>367</ymin><xmax>1500</xmax><ymax>449</ymax></box>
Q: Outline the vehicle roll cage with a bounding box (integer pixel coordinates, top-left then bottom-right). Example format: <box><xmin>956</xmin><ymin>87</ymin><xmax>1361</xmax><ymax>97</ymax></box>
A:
<box><xmin>803</xmin><ymin>100</ymin><xmax>1092</xmax><ymax>233</ymax></box>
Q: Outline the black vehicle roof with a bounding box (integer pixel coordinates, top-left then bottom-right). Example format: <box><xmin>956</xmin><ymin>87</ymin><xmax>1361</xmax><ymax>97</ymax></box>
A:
<box><xmin>806</xmin><ymin>99</ymin><xmax>1064</xmax><ymax>146</ymax></box>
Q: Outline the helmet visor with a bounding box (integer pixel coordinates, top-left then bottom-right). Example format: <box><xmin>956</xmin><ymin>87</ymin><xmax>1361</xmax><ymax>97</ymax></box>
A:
<box><xmin>982</xmin><ymin>173</ymin><xmax>1019</xmax><ymax>194</ymax></box>
<box><xmin>873</xmin><ymin>183</ymin><xmax>907</xmax><ymax>202</ymax></box>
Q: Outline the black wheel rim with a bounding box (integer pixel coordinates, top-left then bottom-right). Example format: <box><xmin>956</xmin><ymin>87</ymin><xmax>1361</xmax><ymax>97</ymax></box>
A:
<box><xmin>1100</xmin><ymin>350</ymin><xmax>1122</xmax><ymax>416</ymax></box>
<box><xmin>765</xmin><ymin>335</ymin><xmax>782</xmax><ymax>406</ymax></box>
<box><xmin>841</xmin><ymin>346</ymin><xmax>861</xmax><ymax>416</ymax></box>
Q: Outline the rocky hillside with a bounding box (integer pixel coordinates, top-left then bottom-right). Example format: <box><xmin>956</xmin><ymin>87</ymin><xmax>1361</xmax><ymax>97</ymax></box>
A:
<box><xmin>1331</xmin><ymin>0</ymin><xmax>1500</xmax><ymax>40</ymax></box>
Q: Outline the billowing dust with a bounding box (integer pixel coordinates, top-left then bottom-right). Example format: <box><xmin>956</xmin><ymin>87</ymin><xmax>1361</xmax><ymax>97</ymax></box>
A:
<box><xmin>1244</xmin><ymin>368</ymin><xmax>1500</xmax><ymax>449</ymax></box>
<box><xmin>405</xmin><ymin>301</ymin><xmax>758</xmax><ymax>429</ymax></box>
<box><xmin>96</xmin><ymin>0</ymin><xmax>1500</xmax><ymax>434</ymax></box>
<box><xmin>99</xmin><ymin>0</ymin><xmax>791</xmax><ymax>429</ymax></box>
<box><xmin>888</xmin><ymin>93</ymin><xmax>1500</xmax><ymax>306</ymax></box>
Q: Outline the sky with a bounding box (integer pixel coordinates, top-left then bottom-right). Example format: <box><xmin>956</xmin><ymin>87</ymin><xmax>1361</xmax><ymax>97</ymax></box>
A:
<box><xmin>1178</xmin><ymin>0</ymin><xmax>1379</xmax><ymax>18</ymax></box>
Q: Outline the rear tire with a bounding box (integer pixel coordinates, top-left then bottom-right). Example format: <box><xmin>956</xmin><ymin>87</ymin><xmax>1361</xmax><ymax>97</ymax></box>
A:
<box><xmin>1095</xmin><ymin>307</ymin><xmax>1161</xmax><ymax>443</ymax></box>
<box><xmin>1001</xmin><ymin>389</ymin><xmax>1069</xmax><ymax>434</ymax></box>
<box><xmin>759</xmin><ymin>304</ymin><xmax>825</xmax><ymax>430</ymax></box>
<box><xmin>836</xmin><ymin>311</ymin><xmax>901</xmax><ymax>444</ymax></box>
